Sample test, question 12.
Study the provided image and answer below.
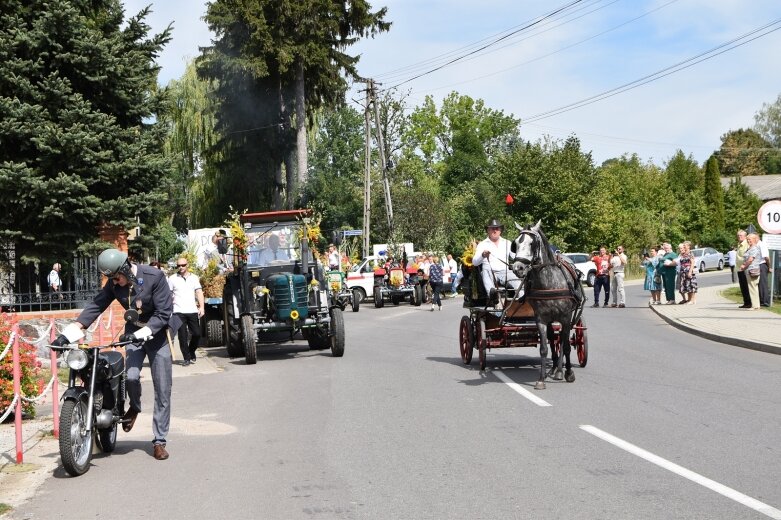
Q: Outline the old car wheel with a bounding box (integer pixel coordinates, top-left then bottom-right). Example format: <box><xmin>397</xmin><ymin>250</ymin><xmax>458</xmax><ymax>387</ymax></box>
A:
<box><xmin>586</xmin><ymin>271</ymin><xmax>596</xmax><ymax>287</ymax></box>
<box><xmin>478</xmin><ymin>339</ymin><xmax>487</xmax><ymax>371</ymax></box>
<box><xmin>351</xmin><ymin>289</ymin><xmax>360</xmax><ymax>312</ymax></box>
<box><xmin>59</xmin><ymin>397</ymin><xmax>93</xmax><ymax>476</ymax></box>
<box><xmin>391</xmin><ymin>294</ymin><xmax>401</xmax><ymax>306</ymax></box>
<box><xmin>241</xmin><ymin>314</ymin><xmax>257</xmax><ymax>365</ymax></box>
<box><xmin>717</xmin><ymin>259</ymin><xmax>724</xmax><ymax>270</ymax></box>
<box><xmin>572</xmin><ymin>319</ymin><xmax>588</xmax><ymax>367</ymax></box>
<box><xmin>374</xmin><ymin>286</ymin><xmax>384</xmax><ymax>308</ymax></box>
<box><xmin>330</xmin><ymin>308</ymin><xmax>345</xmax><ymax>357</ymax></box>
<box><xmin>459</xmin><ymin>316</ymin><xmax>473</xmax><ymax>364</ymax></box>
<box><xmin>414</xmin><ymin>285</ymin><xmax>423</xmax><ymax>307</ymax></box>
<box><xmin>222</xmin><ymin>284</ymin><xmax>243</xmax><ymax>357</ymax></box>
<box><xmin>699</xmin><ymin>262</ymin><xmax>705</xmax><ymax>273</ymax></box>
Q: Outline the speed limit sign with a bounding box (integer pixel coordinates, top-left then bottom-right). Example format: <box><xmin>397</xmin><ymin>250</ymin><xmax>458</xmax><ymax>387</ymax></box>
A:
<box><xmin>758</xmin><ymin>200</ymin><xmax>781</xmax><ymax>234</ymax></box>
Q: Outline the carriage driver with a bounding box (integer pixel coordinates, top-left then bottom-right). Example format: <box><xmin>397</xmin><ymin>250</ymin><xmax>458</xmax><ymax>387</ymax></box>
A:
<box><xmin>471</xmin><ymin>218</ymin><xmax>523</xmax><ymax>301</ymax></box>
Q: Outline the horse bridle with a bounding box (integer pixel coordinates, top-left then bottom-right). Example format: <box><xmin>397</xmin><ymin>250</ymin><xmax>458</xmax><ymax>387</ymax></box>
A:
<box><xmin>514</xmin><ymin>229</ymin><xmax>543</xmax><ymax>268</ymax></box>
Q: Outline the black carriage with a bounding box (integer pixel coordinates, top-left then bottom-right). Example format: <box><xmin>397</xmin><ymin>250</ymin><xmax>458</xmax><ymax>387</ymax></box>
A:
<box><xmin>457</xmin><ymin>267</ymin><xmax>588</xmax><ymax>372</ymax></box>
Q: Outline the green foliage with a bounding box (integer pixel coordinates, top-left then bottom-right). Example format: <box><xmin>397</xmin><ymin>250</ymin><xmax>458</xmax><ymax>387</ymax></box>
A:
<box><xmin>197</xmin><ymin>0</ymin><xmax>389</xmax><ymax>215</ymax></box>
<box><xmin>714</xmin><ymin>129</ymin><xmax>773</xmax><ymax>176</ymax></box>
<box><xmin>0</xmin><ymin>1</ymin><xmax>173</xmax><ymax>258</ymax></box>
<box><xmin>723</xmin><ymin>176</ymin><xmax>762</xmax><ymax>232</ymax></box>
<box><xmin>703</xmin><ymin>156</ymin><xmax>725</xmax><ymax>232</ymax></box>
<box><xmin>754</xmin><ymin>93</ymin><xmax>781</xmax><ymax>148</ymax></box>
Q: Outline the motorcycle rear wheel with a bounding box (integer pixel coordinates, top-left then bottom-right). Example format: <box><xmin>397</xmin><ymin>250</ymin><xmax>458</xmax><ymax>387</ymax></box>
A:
<box><xmin>98</xmin><ymin>422</ymin><xmax>118</xmax><ymax>453</ymax></box>
<box><xmin>59</xmin><ymin>398</ymin><xmax>94</xmax><ymax>476</ymax></box>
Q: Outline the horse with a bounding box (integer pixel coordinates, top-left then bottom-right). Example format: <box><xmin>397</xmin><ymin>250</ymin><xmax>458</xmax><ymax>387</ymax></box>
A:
<box><xmin>511</xmin><ymin>220</ymin><xmax>585</xmax><ymax>390</ymax></box>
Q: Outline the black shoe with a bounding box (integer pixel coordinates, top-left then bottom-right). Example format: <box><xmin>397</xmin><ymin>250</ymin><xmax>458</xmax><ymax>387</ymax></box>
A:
<box><xmin>488</xmin><ymin>288</ymin><xmax>499</xmax><ymax>305</ymax></box>
<box><xmin>761</xmin><ymin>304</ymin><xmax>770</xmax><ymax>307</ymax></box>
<box><xmin>602</xmin><ymin>302</ymin><xmax>609</xmax><ymax>307</ymax></box>
<box><xmin>182</xmin><ymin>360</ymin><xmax>190</xmax><ymax>366</ymax></box>
<box><xmin>739</xmin><ymin>305</ymin><xmax>751</xmax><ymax>309</ymax></box>
<box><xmin>591</xmin><ymin>303</ymin><xmax>599</xmax><ymax>308</ymax></box>
<box><xmin>190</xmin><ymin>357</ymin><xmax>197</xmax><ymax>364</ymax></box>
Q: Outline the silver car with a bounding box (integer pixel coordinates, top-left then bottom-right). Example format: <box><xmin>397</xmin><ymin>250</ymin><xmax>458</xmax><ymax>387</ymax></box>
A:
<box><xmin>691</xmin><ymin>247</ymin><xmax>724</xmax><ymax>272</ymax></box>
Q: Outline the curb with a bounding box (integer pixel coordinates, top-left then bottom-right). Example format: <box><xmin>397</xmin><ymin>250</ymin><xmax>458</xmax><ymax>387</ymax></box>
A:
<box><xmin>649</xmin><ymin>303</ymin><xmax>781</xmax><ymax>356</ymax></box>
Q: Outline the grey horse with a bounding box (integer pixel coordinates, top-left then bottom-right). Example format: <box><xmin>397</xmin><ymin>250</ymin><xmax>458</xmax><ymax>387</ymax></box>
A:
<box><xmin>511</xmin><ymin>221</ymin><xmax>585</xmax><ymax>390</ymax></box>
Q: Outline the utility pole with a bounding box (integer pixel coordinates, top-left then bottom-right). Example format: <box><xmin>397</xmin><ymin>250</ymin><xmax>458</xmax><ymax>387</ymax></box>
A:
<box><xmin>361</xmin><ymin>83</ymin><xmax>372</xmax><ymax>258</ymax></box>
<box><xmin>369</xmin><ymin>80</ymin><xmax>393</xmax><ymax>236</ymax></box>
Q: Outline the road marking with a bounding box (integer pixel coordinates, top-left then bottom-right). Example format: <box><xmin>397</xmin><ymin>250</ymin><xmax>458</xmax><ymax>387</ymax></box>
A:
<box><xmin>580</xmin><ymin>425</ymin><xmax>781</xmax><ymax>519</ymax></box>
<box><xmin>377</xmin><ymin>310</ymin><xmax>417</xmax><ymax>320</ymax></box>
<box><xmin>493</xmin><ymin>370</ymin><xmax>552</xmax><ymax>407</ymax></box>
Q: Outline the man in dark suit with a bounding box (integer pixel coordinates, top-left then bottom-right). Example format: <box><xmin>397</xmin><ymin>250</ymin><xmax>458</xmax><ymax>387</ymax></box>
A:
<box><xmin>52</xmin><ymin>248</ymin><xmax>180</xmax><ymax>461</ymax></box>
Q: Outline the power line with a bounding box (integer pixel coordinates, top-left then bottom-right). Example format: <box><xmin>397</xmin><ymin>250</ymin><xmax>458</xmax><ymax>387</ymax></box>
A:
<box><xmin>385</xmin><ymin>0</ymin><xmax>585</xmax><ymax>90</ymax></box>
<box><xmin>522</xmin><ymin>18</ymin><xmax>781</xmax><ymax>123</ymax></box>
<box><xmin>374</xmin><ymin>0</ymin><xmax>609</xmax><ymax>83</ymax></box>
<box><xmin>408</xmin><ymin>0</ymin><xmax>678</xmax><ymax>95</ymax></box>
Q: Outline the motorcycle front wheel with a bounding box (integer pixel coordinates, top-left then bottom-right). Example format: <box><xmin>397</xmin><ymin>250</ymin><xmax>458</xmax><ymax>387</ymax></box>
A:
<box><xmin>59</xmin><ymin>398</ymin><xmax>94</xmax><ymax>476</ymax></box>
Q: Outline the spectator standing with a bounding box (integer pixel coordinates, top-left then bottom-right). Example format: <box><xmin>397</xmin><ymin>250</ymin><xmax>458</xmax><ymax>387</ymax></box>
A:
<box><xmin>429</xmin><ymin>256</ymin><xmax>444</xmax><ymax>311</ymax></box>
<box><xmin>678</xmin><ymin>242</ymin><xmax>697</xmax><ymax>304</ymax></box>
<box><xmin>739</xmin><ymin>233</ymin><xmax>762</xmax><ymax>310</ymax></box>
<box><xmin>735</xmin><ymin>230</ymin><xmax>752</xmax><ymax>308</ymax></box>
<box><xmin>642</xmin><ymin>248</ymin><xmax>661</xmax><ymax>304</ymax></box>
<box><xmin>168</xmin><ymin>257</ymin><xmax>204</xmax><ymax>366</ymax></box>
<box><xmin>727</xmin><ymin>247</ymin><xmax>737</xmax><ymax>283</ymax></box>
<box><xmin>659</xmin><ymin>242</ymin><xmax>678</xmax><ymax>304</ymax></box>
<box><xmin>48</xmin><ymin>262</ymin><xmax>62</xmax><ymax>293</ymax></box>
<box><xmin>446</xmin><ymin>254</ymin><xmax>458</xmax><ymax>286</ymax></box>
<box><xmin>590</xmin><ymin>247</ymin><xmax>611</xmax><ymax>307</ymax></box>
<box><xmin>327</xmin><ymin>244</ymin><xmax>340</xmax><ymax>270</ymax></box>
<box><xmin>758</xmin><ymin>237</ymin><xmax>772</xmax><ymax>307</ymax></box>
<box><xmin>609</xmin><ymin>246</ymin><xmax>627</xmax><ymax>307</ymax></box>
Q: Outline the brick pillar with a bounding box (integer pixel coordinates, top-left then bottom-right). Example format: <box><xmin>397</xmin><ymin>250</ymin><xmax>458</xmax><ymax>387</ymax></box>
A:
<box><xmin>97</xmin><ymin>223</ymin><xmax>129</xmax><ymax>252</ymax></box>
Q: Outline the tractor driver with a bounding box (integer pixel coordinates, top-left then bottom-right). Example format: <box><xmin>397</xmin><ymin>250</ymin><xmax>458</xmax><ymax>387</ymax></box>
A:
<box><xmin>257</xmin><ymin>234</ymin><xmax>289</xmax><ymax>266</ymax></box>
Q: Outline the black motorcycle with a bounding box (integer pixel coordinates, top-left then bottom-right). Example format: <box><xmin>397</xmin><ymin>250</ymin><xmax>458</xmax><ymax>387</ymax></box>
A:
<box><xmin>50</xmin><ymin>339</ymin><xmax>131</xmax><ymax>476</ymax></box>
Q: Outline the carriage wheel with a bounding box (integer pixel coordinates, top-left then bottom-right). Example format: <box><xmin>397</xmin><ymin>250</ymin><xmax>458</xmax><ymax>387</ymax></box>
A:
<box><xmin>573</xmin><ymin>319</ymin><xmax>588</xmax><ymax>367</ymax></box>
<box><xmin>478</xmin><ymin>339</ymin><xmax>487</xmax><ymax>371</ymax></box>
<box><xmin>458</xmin><ymin>316</ymin><xmax>473</xmax><ymax>365</ymax></box>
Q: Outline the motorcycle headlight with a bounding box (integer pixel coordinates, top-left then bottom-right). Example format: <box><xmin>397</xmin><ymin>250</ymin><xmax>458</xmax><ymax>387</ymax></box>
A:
<box><xmin>65</xmin><ymin>349</ymin><xmax>89</xmax><ymax>370</ymax></box>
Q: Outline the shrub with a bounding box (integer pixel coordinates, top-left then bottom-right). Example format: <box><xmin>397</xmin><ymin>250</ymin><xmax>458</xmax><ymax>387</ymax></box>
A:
<box><xmin>0</xmin><ymin>314</ymin><xmax>43</xmax><ymax>419</ymax></box>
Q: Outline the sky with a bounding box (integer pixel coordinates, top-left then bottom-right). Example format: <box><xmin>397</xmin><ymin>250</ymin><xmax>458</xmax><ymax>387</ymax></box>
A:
<box><xmin>123</xmin><ymin>0</ymin><xmax>781</xmax><ymax>166</ymax></box>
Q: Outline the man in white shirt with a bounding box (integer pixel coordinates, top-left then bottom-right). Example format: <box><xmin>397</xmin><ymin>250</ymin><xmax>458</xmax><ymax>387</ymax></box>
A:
<box><xmin>471</xmin><ymin>219</ymin><xmax>522</xmax><ymax>301</ymax></box>
<box><xmin>446</xmin><ymin>254</ymin><xmax>458</xmax><ymax>285</ymax></box>
<box><xmin>609</xmin><ymin>246</ymin><xmax>628</xmax><ymax>307</ymax></box>
<box><xmin>48</xmin><ymin>262</ymin><xmax>62</xmax><ymax>292</ymax></box>
<box><xmin>327</xmin><ymin>244</ymin><xmax>340</xmax><ymax>270</ymax></box>
<box><xmin>168</xmin><ymin>258</ymin><xmax>204</xmax><ymax>366</ymax></box>
<box><xmin>256</xmin><ymin>234</ymin><xmax>290</xmax><ymax>266</ymax></box>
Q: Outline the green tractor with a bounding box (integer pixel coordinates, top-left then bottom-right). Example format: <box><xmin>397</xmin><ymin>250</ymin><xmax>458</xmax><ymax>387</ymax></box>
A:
<box><xmin>221</xmin><ymin>209</ymin><xmax>345</xmax><ymax>364</ymax></box>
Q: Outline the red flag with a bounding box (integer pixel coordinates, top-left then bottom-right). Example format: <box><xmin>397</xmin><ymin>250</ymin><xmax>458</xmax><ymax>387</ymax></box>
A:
<box><xmin>505</xmin><ymin>193</ymin><xmax>514</xmax><ymax>205</ymax></box>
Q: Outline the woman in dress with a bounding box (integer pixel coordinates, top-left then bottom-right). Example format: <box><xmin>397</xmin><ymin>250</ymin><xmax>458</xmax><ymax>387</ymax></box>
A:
<box><xmin>678</xmin><ymin>241</ymin><xmax>698</xmax><ymax>304</ymax></box>
<box><xmin>642</xmin><ymin>247</ymin><xmax>661</xmax><ymax>304</ymax></box>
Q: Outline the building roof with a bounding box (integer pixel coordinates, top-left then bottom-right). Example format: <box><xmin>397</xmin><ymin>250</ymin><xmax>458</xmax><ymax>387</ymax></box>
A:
<box><xmin>720</xmin><ymin>175</ymin><xmax>781</xmax><ymax>201</ymax></box>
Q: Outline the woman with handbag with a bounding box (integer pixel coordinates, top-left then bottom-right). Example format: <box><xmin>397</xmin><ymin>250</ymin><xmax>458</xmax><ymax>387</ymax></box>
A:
<box><xmin>739</xmin><ymin>233</ymin><xmax>762</xmax><ymax>310</ymax></box>
<box><xmin>642</xmin><ymin>247</ymin><xmax>662</xmax><ymax>305</ymax></box>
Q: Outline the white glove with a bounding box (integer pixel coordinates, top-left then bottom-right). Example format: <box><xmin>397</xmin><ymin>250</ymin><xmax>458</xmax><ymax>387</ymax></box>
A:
<box><xmin>133</xmin><ymin>326</ymin><xmax>153</xmax><ymax>341</ymax></box>
<box><xmin>62</xmin><ymin>322</ymin><xmax>85</xmax><ymax>343</ymax></box>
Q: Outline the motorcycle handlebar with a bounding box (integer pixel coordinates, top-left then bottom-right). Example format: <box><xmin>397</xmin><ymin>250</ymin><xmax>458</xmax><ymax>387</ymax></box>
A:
<box><xmin>49</xmin><ymin>340</ymin><xmax>134</xmax><ymax>350</ymax></box>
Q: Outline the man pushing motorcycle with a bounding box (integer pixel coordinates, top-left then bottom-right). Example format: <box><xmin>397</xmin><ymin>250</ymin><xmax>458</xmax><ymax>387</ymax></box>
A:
<box><xmin>53</xmin><ymin>248</ymin><xmax>181</xmax><ymax>461</ymax></box>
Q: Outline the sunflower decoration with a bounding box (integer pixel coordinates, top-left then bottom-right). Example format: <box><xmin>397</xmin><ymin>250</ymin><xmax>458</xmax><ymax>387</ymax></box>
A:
<box><xmin>460</xmin><ymin>240</ymin><xmax>477</xmax><ymax>268</ymax></box>
<box><xmin>295</xmin><ymin>210</ymin><xmax>324</xmax><ymax>254</ymax></box>
<box><xmin>224</xmin><ymin>207</ymin><xmax>248</xmax><ymax>265</ymax></box>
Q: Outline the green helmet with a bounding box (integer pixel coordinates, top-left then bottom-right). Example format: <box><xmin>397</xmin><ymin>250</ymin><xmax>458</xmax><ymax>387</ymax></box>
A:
<box><xmin>97</xmin><ymin>249</ymin><xmax>128</xmax><ymax>277</ymax></box>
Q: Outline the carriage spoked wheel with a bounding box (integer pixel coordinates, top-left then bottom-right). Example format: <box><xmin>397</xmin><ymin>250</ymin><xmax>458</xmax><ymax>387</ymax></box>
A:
<box><xmin>458</xmin><ymin>316</ymin><xmax>474</xmax><ymax>364</ymax></box>
<box><xmin>478</xmin><ymin>339</ymin><xmax>487</xmax><ymax>371</ymax></box>
<box><xmin>571</xmin><ymin>318</ymin><xmax>588</xmax><ymax>367</ymax></box>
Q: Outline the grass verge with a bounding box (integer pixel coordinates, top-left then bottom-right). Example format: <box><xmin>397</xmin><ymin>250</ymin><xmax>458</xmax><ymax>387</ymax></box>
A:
<box><xmin>719</xmin><ymin>286</ymin><xmax>781</xmax><ymax>316</ymax></box>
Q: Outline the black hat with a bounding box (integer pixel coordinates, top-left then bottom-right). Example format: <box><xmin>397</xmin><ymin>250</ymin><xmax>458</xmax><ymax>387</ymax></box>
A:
<box><xmin>485</xmin><ymin>219</ymin><xmax>504</xmax><ymax>230</ymax></box>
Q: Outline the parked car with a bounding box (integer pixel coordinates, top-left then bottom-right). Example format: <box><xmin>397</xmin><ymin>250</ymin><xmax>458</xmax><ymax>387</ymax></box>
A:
<box><xmin>562</xmin><ymin>253</ymin><xmax>597</xmax><ymax>287</ymax></box>
<box><xmin>691</xmin><ymin>247</ymin><xmax>724</xmax><ymax>272</ymax></box>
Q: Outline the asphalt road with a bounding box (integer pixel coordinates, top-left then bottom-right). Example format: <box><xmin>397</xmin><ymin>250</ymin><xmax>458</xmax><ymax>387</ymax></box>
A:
<box><xmin>11</xmin><ymin>271</ymin><xmax>781</xmax><ymax>520</ymax></box>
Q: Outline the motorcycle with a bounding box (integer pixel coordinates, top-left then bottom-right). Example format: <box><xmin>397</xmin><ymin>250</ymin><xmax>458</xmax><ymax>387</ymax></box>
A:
<box><xmin>50</xmin><ymin>339</ymin><xmax>131</xmax><ymax>476</ymax></box>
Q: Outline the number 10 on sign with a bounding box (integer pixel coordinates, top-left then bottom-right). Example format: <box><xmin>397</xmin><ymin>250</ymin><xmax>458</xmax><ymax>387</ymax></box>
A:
<box><xmin>758</xmin><ymin>200</ymin><xmax>781</xmax><ymax>234</ymax></box>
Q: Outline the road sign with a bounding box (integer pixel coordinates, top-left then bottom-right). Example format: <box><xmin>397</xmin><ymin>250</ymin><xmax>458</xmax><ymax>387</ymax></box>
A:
<box><xmin>342</xmin><ymin>229</ymin><xmax>363</xmax><ymax>236</ymax></box>
<box><xmin>763</xmin><ymin>234</ymin><xmax>781</xmax><ymax>250</ymax></box>
<box><xmin>758</xmin><ymin>200</ymin><xmax>781</xmax><ymax>234</ymax></box>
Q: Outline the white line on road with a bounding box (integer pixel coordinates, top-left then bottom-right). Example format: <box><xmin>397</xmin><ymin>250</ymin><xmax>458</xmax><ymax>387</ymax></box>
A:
<box><xmin>580</xmin><ymin>425</ymin><xmax>781</xmax><ymax>519</ymax></box>
<box><xmin>493</xmin><ymin>370</ymin><xmax>552</xmax><ymax>407</ymax></box>
<box><xmin>377</xmin><ymin>310</ymin><xmax>418</xmax><ymax>320</ymax></box>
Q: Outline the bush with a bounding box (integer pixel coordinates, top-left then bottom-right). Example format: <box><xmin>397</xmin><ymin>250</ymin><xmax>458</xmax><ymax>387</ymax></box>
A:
<box><xmin>0</xmin><ymin>314</ymin><xmax>43</xmax><ymax>419</ymax></box>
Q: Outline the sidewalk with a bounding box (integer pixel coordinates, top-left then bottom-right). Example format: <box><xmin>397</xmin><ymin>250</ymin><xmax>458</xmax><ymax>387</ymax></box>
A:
<box><xmin>0</xmin><ymin>347</ymin><xmax>221</xmax><ymax>513</ymax></box>
<box><xmin>649</xmin><ymin>283</ymin><xmax>781</xmax><ymax>355</ymax></box>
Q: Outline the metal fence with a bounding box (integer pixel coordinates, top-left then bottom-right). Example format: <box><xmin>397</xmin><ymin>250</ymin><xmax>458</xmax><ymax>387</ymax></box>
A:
<box><xmin>0</xmin><ymin>244</ymin><xmax>101</xmax><ymax>312</ymax></box>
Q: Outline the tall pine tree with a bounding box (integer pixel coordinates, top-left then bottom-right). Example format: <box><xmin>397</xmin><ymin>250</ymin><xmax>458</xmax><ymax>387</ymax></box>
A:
<box><xmin>0</xmin><ymin>0</ymin><xmax>172</xmax><ymax>258</ymax></box>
